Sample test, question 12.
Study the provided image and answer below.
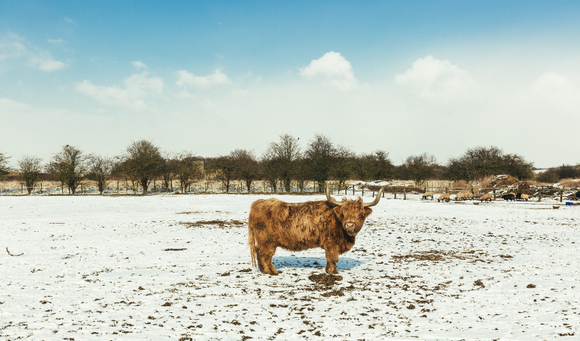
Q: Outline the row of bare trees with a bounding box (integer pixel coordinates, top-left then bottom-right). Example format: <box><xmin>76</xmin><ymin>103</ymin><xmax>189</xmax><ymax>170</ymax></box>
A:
<box><xmin>1</xmin><ymin>134</ymin><xmax>549</xmax><ymax>195</ymax></box>
<box><xmin>0</xmin><ymin>141</ymin><xmax>202</xmax><ymax>195</ymax></box>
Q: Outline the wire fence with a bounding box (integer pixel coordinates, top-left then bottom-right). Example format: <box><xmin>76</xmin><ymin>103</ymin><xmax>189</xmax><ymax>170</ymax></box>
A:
<box><xmin>1</xmin><ymin>179</ymin><xmax>578</xmax><ymax>203</ymax></box>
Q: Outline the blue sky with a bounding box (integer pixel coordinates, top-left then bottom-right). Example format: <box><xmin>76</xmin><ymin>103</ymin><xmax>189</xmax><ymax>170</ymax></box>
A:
<box><xmin>1</xmin><ymin>1</ymin><xmax>580</xmax><ymax>167</ymax></box>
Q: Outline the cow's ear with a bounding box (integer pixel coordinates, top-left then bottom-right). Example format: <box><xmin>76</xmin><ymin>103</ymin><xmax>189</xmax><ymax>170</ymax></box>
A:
<box><xmin>363</xmin><ymin>207</ymin><xmax>372</xmax><ymax>218</ymax></box>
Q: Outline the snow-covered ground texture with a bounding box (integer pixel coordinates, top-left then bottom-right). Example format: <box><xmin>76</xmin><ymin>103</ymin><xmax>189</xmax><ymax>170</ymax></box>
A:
<box><xmin>1</xmin><ymin>194</ymin><xmax>579</xmax><ymax>340</ymax></box>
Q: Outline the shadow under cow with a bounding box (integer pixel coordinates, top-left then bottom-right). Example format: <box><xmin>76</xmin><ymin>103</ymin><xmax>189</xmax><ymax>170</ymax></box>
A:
<box><xmin>272</xmin><ymin>256</ymin><xmax>367</xmax><ymax>271</ymax></box>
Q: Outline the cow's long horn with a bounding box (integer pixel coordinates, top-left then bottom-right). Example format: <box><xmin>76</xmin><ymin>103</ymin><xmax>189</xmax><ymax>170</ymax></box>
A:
<box><xmin>363</xmin><ymin>185</ymin><xmax>388</xmax><ymax>207</ymax></box>
<box><xmin>325</xmin><ymin>183</ymin><xmax>345</xmax><ymax>206</ymax></box>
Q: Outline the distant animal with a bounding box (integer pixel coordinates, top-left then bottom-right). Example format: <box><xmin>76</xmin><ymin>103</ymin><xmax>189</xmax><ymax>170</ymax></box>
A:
<box><xmin>248</xmin><ymin>184</ymin><xmax>387</xmax><ymax>275</ymax></box>
<box><xmin>479</xmin><ymin>193</ymin><xmax>493</xmax><ymax>202</ymax></box>
<box><xmin>455</xmin><ymin>192</ymin><xmax>473</xmax><ymax>201</ymax></box>
<box><xmin>438</xmin><ymin>193</ymin><xmax>450</xmax><ymax>202</ymax></box>
<box><xmin>516</xmin><ymin>193</ymin><xmax>529</xmax><ymax>201</ymax></box>
<box><xmin>422</xmin><ymin>192</ymin><xmax>434</xmax><ymax>200</ymax></box>
<box><xmin>461</xmin><ymin>192</ymin><xmax>473</xmax><ymax>200</ymax></box>
<box><xmin>502</xmin><ymin>193</ymin><xmax>516</xmax><ymax>201</ymax></box>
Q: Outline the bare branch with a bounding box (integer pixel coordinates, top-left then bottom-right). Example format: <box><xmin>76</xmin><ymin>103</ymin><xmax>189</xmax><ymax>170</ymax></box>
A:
<box><xmin>6</xmin><ymin>247</ymin><xmax>23</xmax><ymax>257</ymax></box>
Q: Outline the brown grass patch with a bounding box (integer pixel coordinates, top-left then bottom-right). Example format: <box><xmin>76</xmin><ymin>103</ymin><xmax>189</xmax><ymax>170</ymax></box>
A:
<box><xmin>557</xmin><ymin>178</ymin><xmax>580</xmax><ymax>189</ymax></box>
<box><xmin>391</xmin><ymin>250</ymin><xmax>510</xmax><ymax>263</ymax></box>
<box><xmin>181</xmin><ymin>220</ymin><xmax>245</xmax><ymax>228</ymax></box>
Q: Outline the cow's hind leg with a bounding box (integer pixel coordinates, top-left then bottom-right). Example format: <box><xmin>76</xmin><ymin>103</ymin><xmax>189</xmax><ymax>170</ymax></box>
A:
<box><xmin>323</xmin><ymin>245</ymin><xmax>339</xmax><ymax>274</ymax></box>
<box><xmin>257</xmin><ymin>244</ymin><xmax>278</xmax><ymax>275</ymax></box>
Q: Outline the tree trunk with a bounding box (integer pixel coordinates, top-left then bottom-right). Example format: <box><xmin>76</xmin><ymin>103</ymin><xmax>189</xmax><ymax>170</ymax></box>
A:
<box><xmin>141</xmin><ymin>179</ymin><xmax>148</xmax><ymax>195</ymax></box>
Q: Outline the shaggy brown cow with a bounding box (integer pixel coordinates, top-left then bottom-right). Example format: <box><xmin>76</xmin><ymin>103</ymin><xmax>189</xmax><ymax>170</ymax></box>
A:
<box><xmin>248</xmin><ymin>184</ymin><xmax>387</xmax><ymax>275</ymax></box>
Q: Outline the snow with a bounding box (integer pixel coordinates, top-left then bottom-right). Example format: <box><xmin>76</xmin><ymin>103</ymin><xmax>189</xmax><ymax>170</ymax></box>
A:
<box><xmin>1</xmin><ymin>194</ymin><xmax>579</xmax><ymax>340</ymax></box>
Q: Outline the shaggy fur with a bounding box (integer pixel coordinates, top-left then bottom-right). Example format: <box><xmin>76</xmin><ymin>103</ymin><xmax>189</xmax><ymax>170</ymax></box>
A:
<box><xmin>248</xmin><ymin>197</ymin><xmax>375</xmax><ymax>275</ymax></box>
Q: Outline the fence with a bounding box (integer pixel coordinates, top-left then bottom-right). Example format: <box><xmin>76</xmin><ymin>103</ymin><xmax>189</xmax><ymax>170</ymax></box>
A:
<box><xmin>0</xmin><ymin>179</ymin><xmax>577</xmax><ymax>202</ymax></box>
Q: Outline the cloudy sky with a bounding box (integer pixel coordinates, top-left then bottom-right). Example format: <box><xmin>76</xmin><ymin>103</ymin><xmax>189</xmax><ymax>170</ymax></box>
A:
<box><xmin>1</xmin><ymin>1</ymin><xmax>580</xmax><ymax>167</ymax></box>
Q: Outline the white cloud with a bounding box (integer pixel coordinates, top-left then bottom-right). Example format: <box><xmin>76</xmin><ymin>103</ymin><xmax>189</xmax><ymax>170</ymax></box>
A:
<box><xmin>28</xmin><ymin>51</ymin><xmax>66</xmax><ymax>72</ymax></box>
<box><xmin>530</xmin><ymin>72</ymin><xmax>580</xmax><ymax>113</ymax></box>
<box><xmin>176</xmin><ymin>69</ymin><xmax>232</xmax><ymax>87</ymax></box>
<box><xmin>0</xmin><ymin>32</ymin><xmax>66</xmax><ymax>72</ymax></box>
<box><xmin>0</xmin><ymin>98</ymin><xmax>31</xmax><ymax>111</ymax></box>
<box><xmin>395</xmin><ymin>55</ymin><xmax>478</xmax><ymax>102</ymax></box>
<box><xmin>76</xmin><ymin>71</ymin><xmax>165</xmax><ymax>111</ymax></box>
<box><xmin>0</xmin><ymin>32</ymin><xmax>27</xmax><ymax>60</ymax></box>
<box><xmin>299</xmin><ymin>51</ymin><xmax>357</xmax><ymax>90</ymax></box>
<box><xmin>64</xmin><ymin>17</ymin><xmax>73</xmax><ymax>23</ymax></box>
<box><xmin>132</xmin><ymin>60</ymin><xmax>148</xmax><ymax>70</ymax></box>
<box><xmin>48</xmin><ymin>39</ymin><xmax>66</xmax><ymax>44</ymax></box>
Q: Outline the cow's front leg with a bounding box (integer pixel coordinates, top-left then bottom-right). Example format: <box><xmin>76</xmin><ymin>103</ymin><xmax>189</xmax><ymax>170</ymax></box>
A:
<box><xmin>323</xmin><ymin>245</ymin><xmax>339</xmax><ymax>274</ymax></box>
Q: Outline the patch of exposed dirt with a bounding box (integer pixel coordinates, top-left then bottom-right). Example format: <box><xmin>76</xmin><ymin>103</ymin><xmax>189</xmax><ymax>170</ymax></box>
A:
<box><xmin>391</xmin><ymin>250</ymin><xmax>509</xmax><ymax>264</ymax></box>
<box><xmin>308</xmin><ymin>274</ymin><xmax>343</xmax><ymax>286</ymax></box>
<box><xmin>321</xmin><ymin>290</ymin><xmax>345</xmax><ymax>297</ymax></box>
<box><xmin>181</xmin><ymin>220</ymin><xmax>245</xmax><ymax>228</ymax></box>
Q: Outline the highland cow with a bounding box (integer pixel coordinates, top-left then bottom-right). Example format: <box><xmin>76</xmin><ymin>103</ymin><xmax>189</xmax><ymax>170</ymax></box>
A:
<box><xmin>422</xmin><ymin>192</ymin><xmax>434</xmax><ymax>200</ymax></box>
<box><xmin>248</xmin><ymin>184</ymin><xmax>387</xmax><ymax>275</ymax></box>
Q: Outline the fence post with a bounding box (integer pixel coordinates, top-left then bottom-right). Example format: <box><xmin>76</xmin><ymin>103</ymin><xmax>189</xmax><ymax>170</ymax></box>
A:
<box><xmin>560</xmin><ymin>190</ymin><xmax>563</xmax><ymax>202</ymax></box>
<box><xmin>404</xmin><ymin>187</ymin><xmax>407</xmax><ymax>200</ymax></box>
<box><xmin>538</xmin><ymin>189</ymin><xmax>542</xmax><ymax>202</ymax></box>
<box><xmin>394</xmin><ymin>187</ymin><xmax>397</xmax><ymax>199</ymax></box>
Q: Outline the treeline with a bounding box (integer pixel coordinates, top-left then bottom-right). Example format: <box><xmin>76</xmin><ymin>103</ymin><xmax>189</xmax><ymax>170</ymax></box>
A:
<box><xmin>0</xmin><ymin>134</ymin><xmax>576</xmax><ymax>195</ymax></box>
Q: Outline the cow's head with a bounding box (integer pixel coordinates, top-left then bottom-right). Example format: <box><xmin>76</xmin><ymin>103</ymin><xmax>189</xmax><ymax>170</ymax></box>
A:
<box><xmin>326</xmin><ymin>184</ymin><xmax>387</xmax><ymax>237</ymax></box>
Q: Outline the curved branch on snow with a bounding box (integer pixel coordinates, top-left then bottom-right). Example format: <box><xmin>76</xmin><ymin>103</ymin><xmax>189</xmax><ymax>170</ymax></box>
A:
<box><xmin>6</xmin><ymin>247</ymin><xmax>24</xmax><ymax>257</ymax></box>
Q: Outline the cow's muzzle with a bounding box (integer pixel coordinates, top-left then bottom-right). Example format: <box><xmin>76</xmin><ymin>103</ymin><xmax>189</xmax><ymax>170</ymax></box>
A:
<box><xmin>344</xmin><ymin>222</ymin><xmax>357</xmax><ymax>235</ymax></box>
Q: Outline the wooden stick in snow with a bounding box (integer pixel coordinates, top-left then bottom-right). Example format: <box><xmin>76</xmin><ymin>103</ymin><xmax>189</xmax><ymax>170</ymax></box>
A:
<box><xmin>6</xmin><ymin>247</ymin><xmax>24</xmax><ymax>257</ymax></box>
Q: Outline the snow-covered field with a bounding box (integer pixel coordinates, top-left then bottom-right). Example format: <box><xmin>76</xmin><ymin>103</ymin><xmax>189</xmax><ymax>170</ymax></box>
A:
<box><xmin>1</xmin><ymin>194</ymin><xmax>579</xmax><ymax>340</ymax></box>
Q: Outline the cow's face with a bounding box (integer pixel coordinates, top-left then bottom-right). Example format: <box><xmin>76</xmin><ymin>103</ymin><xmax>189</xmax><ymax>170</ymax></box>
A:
<box><xmin>333</xmin><ymin>199</ymin><xmax>373</xmax><ymax>236</ymax></box>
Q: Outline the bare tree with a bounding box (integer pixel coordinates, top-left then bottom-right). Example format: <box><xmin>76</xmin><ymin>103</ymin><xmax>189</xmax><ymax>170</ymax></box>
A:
<box><xmin>264</xmin><ymin>134</ymin><xmax>301</xmax><ymax>192</ymax></box>
<box><xmin>158</xmin><ymin>154</ymin><xmax>177</xmax><ymax>192</ymax></box>
<box><xmin>352</xmin><ymin>150</ymin><xmax>393</xmax><ymax>181</ymax></box>
<box><xmin>401</xmin><ymin>153</ymin><xmax>437</xmax><ymax>187</ymax></box>
<box><xmin>18</xmin><ymin>156</ymin><xmax>42</xmax><ymax>194</ymax></box>
<box><xmin>175</xmin><ymin>151</ymin><xmax>202</xmax><ymax>193</ymax></box>
<box><xmin>0</xmin><ymin>151</ymin><xmax>10</xmax><ymax>176</ymax></box>
<box><xmin>87</xmin><ymin>155</ymin><xmax>115</xmax><ymax>194</ymax></box>
<box><xmin>47</xmin><ymin>145</ymin><xmax>87</xmax><ymax>194</ymax></box>
<box><xmin>118</xmin><ymin>140</ymin><xmax>163</xmax><ymax>195</ymax></box>
<box><xmin>209</xmin><ymin>155</ymin><xmax>236</xmax><ymax>193</ymax></box>
<box><xmin>446</xmin><ymin>146</ymin><xmax>533</xmax><ymax>181</ymax></box>
<box><xmin>260</xmin><ymin>154</ymin><xmax>280</xmax><ymax>192</ymax></box>
<box><xmin>304</xmin><ymin>134</ymin><xmax>336</xmax><ymax>192</ymax></box>
<box><xmin>231</xmin><ymin>149</ymin><xmax>260</xmax><ymax>192</ymax></box>
<box><xmin>333</xmin><ymin>146</ymin><xmax>354</xmax><ymax>189</ymax></box>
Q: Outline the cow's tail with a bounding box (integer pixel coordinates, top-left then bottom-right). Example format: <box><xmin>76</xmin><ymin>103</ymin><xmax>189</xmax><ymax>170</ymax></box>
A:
<box><xmin>248</xmin><ymin>217</ymin><xmax>258</xmax><ymax>269</ymax></box>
